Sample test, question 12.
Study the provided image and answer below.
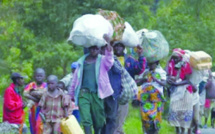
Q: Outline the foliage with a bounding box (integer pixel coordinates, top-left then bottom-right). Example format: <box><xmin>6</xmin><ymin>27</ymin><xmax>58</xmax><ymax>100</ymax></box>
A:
<box><xmin>0</xmin><ymin>0</ymin><xmax>215</xmax><ymax>93</ymax></box>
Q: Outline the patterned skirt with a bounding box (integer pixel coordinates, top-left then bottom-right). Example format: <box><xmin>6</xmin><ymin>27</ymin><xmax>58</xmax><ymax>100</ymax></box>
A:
<box><xmin>168</xmin><ymin>90</ymin><xmax>193</xmax><ymax>128</ymax></box>
<box><xmin>137</xmin><ymin>85</ymin><xmax>165</xmax><ymax>132</ymax></box>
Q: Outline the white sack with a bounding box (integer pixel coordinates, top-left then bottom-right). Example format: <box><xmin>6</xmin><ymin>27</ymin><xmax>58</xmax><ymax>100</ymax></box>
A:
<box><xmin>68</xmin><ymin>14</ymin><xmax>113</xmax><ymax>48</ymax></box>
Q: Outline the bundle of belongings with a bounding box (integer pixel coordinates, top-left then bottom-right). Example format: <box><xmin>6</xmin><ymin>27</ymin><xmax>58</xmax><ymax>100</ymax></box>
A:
<box><xmin>68</xmin><ymin>9</ymin><xmax>139</xmax><ymax>48</ymax></box>
<box><xmin>136</xmin><ymin>29</ymin><xmax>169</xmax><ymax>62</ymax></box>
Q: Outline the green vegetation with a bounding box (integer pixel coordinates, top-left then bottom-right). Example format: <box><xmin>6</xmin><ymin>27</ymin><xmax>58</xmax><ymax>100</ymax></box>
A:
<box><xmin>1</xmin><ymin>0</ymin><xmax>215</xmax><ymax>94</ymax></box>
<box><xmin>1</xmin><ymin>0</ymin><xmax>215</xmax><ymax>133</ymax></box>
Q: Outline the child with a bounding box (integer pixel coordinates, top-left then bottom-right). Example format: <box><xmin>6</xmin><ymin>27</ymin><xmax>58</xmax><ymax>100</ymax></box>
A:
<box><xmin>135</xmin><ymin>61</ymin><xmax>166</xmax><ymax>134</ymax></box>
<box><xmin>24</xmin><ymin>68</ymin><xmax>47</xmax><ymax>134</ymax></box>
<box><xmin>39</xmin><ymin>75</ymin><xmax>70</xmax><ymax>134</ymax></box>
<box><xmin>24</xmin><ymin>68</ymin><xmax>47</xmax><ymax>108</ymax></box>
<box><xmin>70</xmin><ymin>38</ymin><xmax>114</xmax><ymax>134</ymax></box>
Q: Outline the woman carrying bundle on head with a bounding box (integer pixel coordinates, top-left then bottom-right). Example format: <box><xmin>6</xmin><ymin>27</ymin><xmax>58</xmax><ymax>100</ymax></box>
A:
<box><xmin>167</xmin><ymin>48</ymin><xmax>194</xmax><ymax>134</ymax></box>
<box><xmin>134</xmin><ymin>60</ymin><xmax>166</xmax><ymax>134</ymax></box>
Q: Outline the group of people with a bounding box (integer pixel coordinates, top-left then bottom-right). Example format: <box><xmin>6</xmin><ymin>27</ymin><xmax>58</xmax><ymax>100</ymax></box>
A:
<box><xmin>2</xmin><ymin>39</ymin><xmax>214</xmax><ymax>134</ymax></box>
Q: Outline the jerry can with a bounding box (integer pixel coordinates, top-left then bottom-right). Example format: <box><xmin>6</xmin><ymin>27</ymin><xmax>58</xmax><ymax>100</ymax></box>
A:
<box><xmin>61</xmin><ymin>115</ymin><xmax>84</xmax><ymax>134</ymax></box>
<box><xmin>190</xmin><ymin>51</ymin><xmax>212</xmax><ymax>70</ymax></box>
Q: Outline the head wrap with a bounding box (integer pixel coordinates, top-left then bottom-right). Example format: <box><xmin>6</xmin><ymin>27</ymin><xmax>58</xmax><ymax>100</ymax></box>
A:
<box><xmin>172</xmin><ymin>48</ymin><xmax>185</xmax><ymax>58</ymax></box>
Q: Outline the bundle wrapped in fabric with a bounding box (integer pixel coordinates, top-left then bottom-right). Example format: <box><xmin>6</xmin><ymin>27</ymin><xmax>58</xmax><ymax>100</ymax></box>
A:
<box><xmin>98</xmin><ymin>9</ymin><xmax>139</xmax><ymax>47</ymax></box>
<box><xmin>68</xmin><ymin>14</ymin><xmax>113</xmax><ymax>48</ymax></box>
<box><xmin>98</xmin><ymin>9</ymin><xmax>125</xmax><ymax>41</ymax></box>
<box><xmin>137</xmin><ymin>30</ymin><xmax>169</xmax><ymax>62</ymax></box>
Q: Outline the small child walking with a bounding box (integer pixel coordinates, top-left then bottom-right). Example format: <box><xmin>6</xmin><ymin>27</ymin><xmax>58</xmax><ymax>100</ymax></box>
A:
<box><xmin>39</xmin><ymin>75</ymin><xmax>70</xmax><ymax>134</ymax></box>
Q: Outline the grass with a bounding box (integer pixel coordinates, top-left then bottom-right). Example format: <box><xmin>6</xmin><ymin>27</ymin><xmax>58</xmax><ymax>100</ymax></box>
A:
<box><xmin>0</xmin><ymin>99</ymin><xmax>214</xmax><ymax>134</ymax></box>
<box><xmin>124</xmin><ymin>104</ymin><xmax>175</xmax><ymax>134</ymax></box>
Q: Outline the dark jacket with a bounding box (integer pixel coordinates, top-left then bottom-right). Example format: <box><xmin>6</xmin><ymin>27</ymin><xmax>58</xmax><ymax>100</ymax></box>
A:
<box><xmin>108</xmin><ymin>56</ymin><xmax>123</xmax><ymax>99</ymax></box>
<box><xmin>124</xmin><ymin>55</ymin><xmax>147</xmax><ymax>79</ymax></box>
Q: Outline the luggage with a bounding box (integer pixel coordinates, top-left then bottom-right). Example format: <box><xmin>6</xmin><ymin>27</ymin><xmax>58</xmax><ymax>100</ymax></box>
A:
<box><xmin>119</xmin><ymin>68</ymin><xmax>138</xmax><ymax>105</ymax></box>
<box><xmin>189</xmin><ymin>51</ymin><xmax>212</xmax><ymax>70</ymax></box>
<box><xmin>68</xmin><ymin>14</ymin><xmax>113</xmax><ymax>48</ymax></box>
<box><xmin>98</xmin><ymin>9</ymin><xmax>125</xmax><ymax>41</ymax></box>
<box><xmin>137</xmin><ymin>30</ymin><xmax>169</xmax><ymax>63</ymax></box>
<box><xmin>60</xmin><ymin>115</ymin><xmax>84</xmax><ymax>134</ymax></box>
<box><xmin>121</xmin><ymin>22</ymin><xmax>139</xmax><ymax>47</ymax></box>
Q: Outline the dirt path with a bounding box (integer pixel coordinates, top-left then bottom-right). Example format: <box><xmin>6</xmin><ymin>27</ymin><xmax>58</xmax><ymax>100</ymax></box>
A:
<box><xmin>201</xmin><ymin>128</ymin><xmax>215</xmax><ymax>134</ymax></box>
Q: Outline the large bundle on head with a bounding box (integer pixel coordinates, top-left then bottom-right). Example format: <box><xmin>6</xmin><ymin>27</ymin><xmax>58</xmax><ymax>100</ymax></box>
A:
<box><xmin>137</xmin><ymin>30</ymin><xmax>169</xmax><ymax>62</ymax></box>
<box><xmin>98</xmin><ymin>9</ymin><xmax>125</xmax><ymax>41</ymax></box>
<box><xmin>182</xmin><ymin>50</ymin><xmax>211</xmax><ymax>86</ymax></box>
<box><xmin>68</xmin><ymin>14</ymin><xmax>113</xmax><ymax>48</ymax></box>
<box><xmin>98</xmin><ymin>9</ymin><xmax>139</xmax><ymax>47</ymax></box>
<box><xmin>113</xmin><ymin>22</ymin><xmax>140</xmax><ymax>47</ymax></box>
<box><xmin>189</xmin><ymin>51</ymin><xmax>212</xmax><ymax>70</ymax></box>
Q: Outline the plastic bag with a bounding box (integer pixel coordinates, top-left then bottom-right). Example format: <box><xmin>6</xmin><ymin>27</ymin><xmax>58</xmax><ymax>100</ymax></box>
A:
<box><xmin>113</xmin><ymin>22</ymin><xmax>139</xmax><ymax>48</ymax></box>
<box><xmin>121</xmin><ymin>22</ymin><xmax>140</xmax><ymax>47</ymax></box>
<box><xmin>68</xmin><ymin>14</ymin><xmax>113</xmax><ymax>48</ymax></box>
<box><xmin>137</xmin><ymin>30</ymin><xmax>169</xmax><ymax>62</ymax></box>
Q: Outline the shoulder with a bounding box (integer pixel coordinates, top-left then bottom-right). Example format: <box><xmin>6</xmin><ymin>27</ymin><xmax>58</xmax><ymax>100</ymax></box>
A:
<box><xmin>5</xmin><ymin>85</ymin><xmax>14</xmax><ymax>94</ymax></box>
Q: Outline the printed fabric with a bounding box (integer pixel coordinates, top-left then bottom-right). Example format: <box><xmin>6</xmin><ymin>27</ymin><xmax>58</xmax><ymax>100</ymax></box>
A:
<box><xmin>24</xmin><ymin>82</ymin><xmax>47</xmax><ymax>134</ymax></box>
<box><xmin>137</xmin><ymin>72</ymin><xmax>165</xmax><ymax>131</ymax></box>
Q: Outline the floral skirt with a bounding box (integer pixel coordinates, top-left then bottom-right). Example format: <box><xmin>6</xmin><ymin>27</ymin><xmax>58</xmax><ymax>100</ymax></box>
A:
<box><xmin>137</xmin><ymin>85</ymin><xmax>165</xmax><ymax>131</ymax></box>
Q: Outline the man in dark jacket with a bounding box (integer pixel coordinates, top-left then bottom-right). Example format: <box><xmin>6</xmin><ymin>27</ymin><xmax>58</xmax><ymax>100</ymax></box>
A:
<box><xmin>113</xmin><ymin>42</ymin><xmax>146</xmax><ymax>134</ymax></box>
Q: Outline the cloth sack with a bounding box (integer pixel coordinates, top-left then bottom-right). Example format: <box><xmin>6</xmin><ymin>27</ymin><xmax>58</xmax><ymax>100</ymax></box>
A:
<box><xmin>98</xmin><ymin>9</ymin><xmax>125</xmax><ymax>41</ymax></box>
<box><xmin>119</xmin><ymin>68</ymin><xmax>138</xmax><ymax>105</ymax></box>
<box><xmin>68</xmin><ymin>14</ymin><xmax>113</xmax><ymax>48</ymax></box>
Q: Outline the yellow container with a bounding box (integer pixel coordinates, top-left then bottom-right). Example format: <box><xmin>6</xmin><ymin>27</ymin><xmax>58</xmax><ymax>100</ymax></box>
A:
<box><xmin>190</xmin><ymin>51</ymin><xmax>212</xmax><ymax>70</ymax></box>
<box><xmin>61</xmin><ymin>115</ymin><xmax>84</xmax><ymax>134</ymax></box>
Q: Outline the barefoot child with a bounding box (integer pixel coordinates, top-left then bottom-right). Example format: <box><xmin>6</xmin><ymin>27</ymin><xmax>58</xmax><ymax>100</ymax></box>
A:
<box><xmin>39</xmin><ymin>75</ymin><xmax>70</xmax><ymax>134</ymax></box>
<box><xmin>24</xmin><ymin>68</ymin><xmax>47</xmax><ymax>134</ymax></box>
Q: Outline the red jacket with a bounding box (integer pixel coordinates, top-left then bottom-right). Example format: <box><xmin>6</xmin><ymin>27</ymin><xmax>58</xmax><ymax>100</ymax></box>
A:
<box><xmin>3</xmin><ymin>83</ymin><xmax>24</xmax><ymax>124</ymax></box>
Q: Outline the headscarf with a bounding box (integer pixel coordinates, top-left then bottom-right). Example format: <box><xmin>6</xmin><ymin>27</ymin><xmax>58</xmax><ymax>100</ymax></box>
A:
<box><xmin>171</xmin><ymin>48</ymin><xmax>185</xmax><ymax>59</ymax></box>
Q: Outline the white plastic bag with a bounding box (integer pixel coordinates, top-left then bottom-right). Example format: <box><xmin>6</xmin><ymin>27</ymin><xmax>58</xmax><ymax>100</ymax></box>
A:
<box><xmin>68</xmin><ymin>14</ymin><xmax>113</xmax><ymax>48</ymax></box>
<box><xmin>137</xmin><ymin>30</ymin><xmax>169</xmax><ymax>62</ymax></box>
<box><xmin>113</xmin><ymin>22</ymin><xmax>139</xmax><ymax>48</ymax></box>
<box><xmin>121</xmin><ymin>22</ymin><xmax>140</xmax><ymax>47</ymax></box>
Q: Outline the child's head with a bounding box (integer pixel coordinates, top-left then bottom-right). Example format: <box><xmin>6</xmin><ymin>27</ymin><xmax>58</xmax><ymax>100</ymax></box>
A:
<box><xmin>34</xmin><ymin>68</ymin><xmax>45</xmax><ymax>85</ymax></box>
<box><xmin>71</xmin><ymin>62</ymin><xmax>78</xmax><ymax>73</ymax></box>
<box><xmin>148</xmin><ymin>61</ymin><xmax>159</xmax><ymax>71</ymax></box>
<box><xmin>89</xmin><ymin>46</ymin><xmax>100</xmax><ymax>57</ymax></box>
<box><xmin>57</xmin><ymin>81</ymin><xmax>65</xmax><ymax>90</ymax></box>
<box><xmin>47</xmin><ymin>75</ymin><xmax>58</xmax><ymax>91</ymax></box>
